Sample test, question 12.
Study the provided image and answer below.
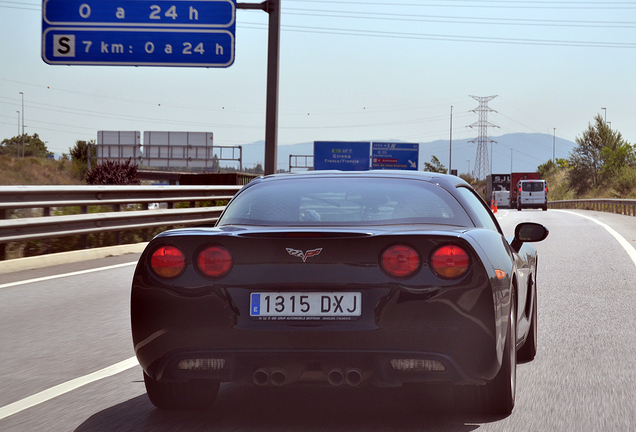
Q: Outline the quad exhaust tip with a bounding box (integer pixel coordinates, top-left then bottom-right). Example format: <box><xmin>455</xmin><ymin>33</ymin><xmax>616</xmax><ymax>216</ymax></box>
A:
<box><xmin>254</xmin><ymin>366</ymin><xmax>367</xmax><ymax>387</ymax></box>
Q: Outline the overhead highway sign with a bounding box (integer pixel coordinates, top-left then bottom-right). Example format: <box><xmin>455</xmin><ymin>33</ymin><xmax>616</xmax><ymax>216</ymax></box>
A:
<box><xmin>42</xmin><ymin>0</ymin><xmax>236</xmax><ymax>67</ymax></box>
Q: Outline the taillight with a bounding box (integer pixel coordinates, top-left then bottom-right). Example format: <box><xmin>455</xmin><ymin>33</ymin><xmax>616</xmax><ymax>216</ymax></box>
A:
<box><xmin>430</xmin><ymin>245</ymin><xmax>470</xmax><ymax>279</ymax></box>
<box><xmin>197</xmin><ymin>245</ymin><xmax>233</xmax><ymax>278</ymax></box>
<box><xmin>151</xmin><ymin>245</ymin><xmax>186</xmax><ymax>278</ymax></box>
<box><xmin>381</xmin><ymin>245</ymin><xmax>420</xmax><ymax>278</ymax></box>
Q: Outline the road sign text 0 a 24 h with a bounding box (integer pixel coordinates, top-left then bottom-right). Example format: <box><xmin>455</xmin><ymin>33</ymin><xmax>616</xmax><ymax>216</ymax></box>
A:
<box><xmin>42</xmin><ymin>0</ymin><xmax>236</xmax><ymax>67</ymax></box>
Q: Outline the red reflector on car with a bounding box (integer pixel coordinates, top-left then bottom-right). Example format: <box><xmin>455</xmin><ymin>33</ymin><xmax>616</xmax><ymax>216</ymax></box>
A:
<box><xmin>150</xmin><ymin>245</ymin><xmax>186</xmax><ymax>278</ymax></box>
<box><xmin>197</xmin><ymin>245</ymin><xmax>233</xmax><ymax>278</ymax></box>
<box><xmin>381</xmin><ymin>245</ymin><xmax>420</xmax><ymax>278</ymax></box>
<box><xmin>430</xmin><ymin>245</ymin><xmax>470</xmax><ymax>279</ymax></box>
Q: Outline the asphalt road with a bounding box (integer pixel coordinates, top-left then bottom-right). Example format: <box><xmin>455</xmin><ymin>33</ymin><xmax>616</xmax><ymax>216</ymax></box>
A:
<box><xmin>0</xmin><ymin>209</ymin><xmax>635</xmax><ymax>431</ymax></box>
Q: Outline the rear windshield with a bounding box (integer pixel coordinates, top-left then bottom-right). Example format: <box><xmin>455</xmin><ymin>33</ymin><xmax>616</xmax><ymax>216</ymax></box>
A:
<box><xmin>521</xmin><ymin>182</ymin><xmax>545</xmax><ymax>192</ymax></box>
<box><xmin>217</xmin><ymin>177</ymin><xmax>474</xmax><ymax>227</ymax></box>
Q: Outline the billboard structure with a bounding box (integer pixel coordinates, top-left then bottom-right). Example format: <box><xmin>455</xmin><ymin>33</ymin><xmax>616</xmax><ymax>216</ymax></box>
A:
<box><xmin>95</xmin><ymin>131</ymin><xmax>243</xmax><ymax>170</ymax></box>
<box><xmin>96</xmin><ymin>131</ymin><xmax>142</xmax><ymax>164</ymax></box>
<box><xmin>143</xmin><ymin>131</ymin><xmax>214</xmax><ymax>168</ymax></box>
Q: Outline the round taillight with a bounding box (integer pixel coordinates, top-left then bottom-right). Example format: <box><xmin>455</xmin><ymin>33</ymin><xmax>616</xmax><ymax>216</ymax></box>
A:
<box><xmin>151</xmin><ymin>245</ymin><xmax>186</xmax><ymax>278</ymax></box>
<box><xmin>197</xmin><ymin>245</ymin><xmax>233</xmax><ymax>278</ymax></box>
<box><xmin>381</xmin><ymin>245</ymin><xmax>420</xmax><ymax>278</ymax></box>
<box><xmin>430</xmin><ymin>245</ymin><xmax>470</xmax><ymax>279</ymax></box>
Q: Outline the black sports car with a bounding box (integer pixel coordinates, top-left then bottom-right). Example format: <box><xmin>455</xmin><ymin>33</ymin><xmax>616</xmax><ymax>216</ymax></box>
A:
<box><xmin>131</xmin><ymin>170</ymin><xmax>548</xmax><ymax>415</ymax></box>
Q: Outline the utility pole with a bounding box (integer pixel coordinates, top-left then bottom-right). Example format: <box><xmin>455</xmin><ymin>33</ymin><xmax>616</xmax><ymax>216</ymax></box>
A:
<box><xmin>237</xmin><ymin>0</ymin><xmax>280</xmax><ymax>175</ymax></box>
<box><xmin>468</xmin><ymin>95</ymin><xmax>498</xmax><ymax>180</ymax></box>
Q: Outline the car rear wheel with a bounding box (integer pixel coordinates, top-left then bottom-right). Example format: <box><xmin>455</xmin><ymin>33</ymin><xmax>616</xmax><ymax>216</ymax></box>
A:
<box><xmin>455</xmin><ymin>291</ymin><xmax>517</xmax><ymax>415</ymax></box>
<box><xmin>143</xmin><ymin>372</ymin><xmax>220</xmax><ymax>409</ymax></box>
<box><xmin>484</xmin><ymin>291</ymin><xmax>517</xmax><ymax>415</ymax></box>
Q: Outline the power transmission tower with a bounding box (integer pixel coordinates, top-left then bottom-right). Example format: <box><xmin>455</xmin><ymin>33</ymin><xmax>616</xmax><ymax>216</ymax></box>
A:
<box><xmin>468</xmin><ymin>95</ymin><xmax>499</xmax><ymax>180</ymax></box>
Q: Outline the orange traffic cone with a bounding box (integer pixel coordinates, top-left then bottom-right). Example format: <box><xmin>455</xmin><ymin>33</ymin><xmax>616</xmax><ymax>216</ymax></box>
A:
<box><xmin>493</xmin><ymin>199</ymin><xmax>498</xmax><ymax>213</ymax></box>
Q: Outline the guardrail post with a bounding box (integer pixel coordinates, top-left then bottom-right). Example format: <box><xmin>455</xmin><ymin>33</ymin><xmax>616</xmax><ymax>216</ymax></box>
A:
<box><xmin>112</xmin><ymin>204</ymin><xmax>121</xmax><ymax>245</ymax></box>
<box><xmin>80</xmin><ymin>205</ymin><xmax>88</xmax><ymax>249</ymax></box>
<box><xmin>0</xmin><ymin>210</ymin><xmax>5</xmax><ymax>261</ymax></box>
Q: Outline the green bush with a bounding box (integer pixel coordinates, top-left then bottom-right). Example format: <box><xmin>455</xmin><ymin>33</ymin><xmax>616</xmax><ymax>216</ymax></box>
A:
<box><xmin>613</xmin><ymin>167</ymin><xmax>636</xmax><ymax>196</ymax></box>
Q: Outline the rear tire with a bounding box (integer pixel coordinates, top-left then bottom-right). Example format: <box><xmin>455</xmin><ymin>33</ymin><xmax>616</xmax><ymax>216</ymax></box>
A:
<box><xmin>484</xmin><ymin>291</ymin><xmax>517</xmax><ymax>415</ymax></box>
<box><xmin>454</xmin><ymin>291</ymin><xmax>517</xmax><ymax>416</ymax></box>
<box><xmin>143</xmin><ymin>372</ymin><xmax>220</xmax><ymax>409</ymax></box>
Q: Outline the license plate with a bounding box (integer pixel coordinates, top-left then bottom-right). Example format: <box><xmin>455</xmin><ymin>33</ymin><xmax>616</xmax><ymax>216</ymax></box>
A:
<box><xmin>250</xmin><ymin>292</ymin><xmax>361</xmax><ymax>319</ymax></box>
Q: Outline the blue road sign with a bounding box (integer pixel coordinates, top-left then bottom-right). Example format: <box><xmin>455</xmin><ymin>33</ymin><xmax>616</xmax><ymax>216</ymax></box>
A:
<box><xmin>42</xmin><ymin>0</ymin><xmax>236</xmax><ymax>67</ymax></box>
<box><xmin>313</xmin><ymin>142</ymin><xmax>371</xmax><ymax>171</ymax></box>
<box><xmin>371</xmin><ymin>142</ymin><xmax>419</xmax><ymax>170</ymax></box>
<box><xmin>43</xmin><ymin>0</ymin><xmax>235</xmax><ymax>28</ymax></box>
<box><xmin>43</xmin><ymin>27</ymin><xmax>234</xmax><ymax>67</ymax></box>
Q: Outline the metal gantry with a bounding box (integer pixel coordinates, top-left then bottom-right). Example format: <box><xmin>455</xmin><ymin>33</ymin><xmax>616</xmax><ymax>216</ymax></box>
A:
<box><xmin>468</xmin><ymin>95</ymin><xmax>499</xmax><ymax>180</ymax></box>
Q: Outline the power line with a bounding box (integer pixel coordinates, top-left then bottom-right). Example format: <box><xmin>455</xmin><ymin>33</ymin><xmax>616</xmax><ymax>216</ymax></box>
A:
<box><xmin>239</xmin><ymin>22</ymin><xmax>636</xmax><ymax>48</ymax></box>
<box><xmin>284</xmin><ymin>8</ymin><xmax>636</xmax><ymax>29</ymax></box>
<box><xmin>287</xmin><ymin>0</ymin><xmax>636</xmax><ymax>10</ymax></box>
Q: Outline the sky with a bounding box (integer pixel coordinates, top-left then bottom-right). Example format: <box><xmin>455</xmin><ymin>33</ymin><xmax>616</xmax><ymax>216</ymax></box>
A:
<box><xmin>1</xmin><ymin>0</ymin><xmax>635</xmax><ymax>174</ymax></box>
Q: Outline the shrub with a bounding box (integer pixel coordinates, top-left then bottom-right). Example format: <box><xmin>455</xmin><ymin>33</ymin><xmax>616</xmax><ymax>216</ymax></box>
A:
<box><xmin>86</xmin><ymin>159</ymin><xmax>140</xmax><ymax>185</ymax></box>
<box><xmin>613</xmin><ymin>166</ymin><xmax>636</xmax><ymax>196</ymax></box>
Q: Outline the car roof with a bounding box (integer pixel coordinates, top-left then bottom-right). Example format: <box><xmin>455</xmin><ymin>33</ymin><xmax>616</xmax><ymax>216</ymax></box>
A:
<box><xmin>258</xmin><ymin>170</ymin><xmax>471</xmax><ymax>190</ymax></box>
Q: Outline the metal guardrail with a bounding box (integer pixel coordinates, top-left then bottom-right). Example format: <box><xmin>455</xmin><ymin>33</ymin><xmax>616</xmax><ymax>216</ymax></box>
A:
<box><xmin>0</xmin><ymin>185</ymin><xmax>243</xmax><ymax>260</ymax></box>
<box><xmin>548</xmin><ymin>199</ymin><xmax>636</xmax><ymax>216</ymax></box>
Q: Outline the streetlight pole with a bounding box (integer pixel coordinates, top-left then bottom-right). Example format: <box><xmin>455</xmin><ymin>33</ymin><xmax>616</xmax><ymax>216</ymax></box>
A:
<box><xmin>510</xmin><ymin>148</ymin><xmax>513</xmax><ymax>174</ymax></box>
<box><xmin>16</xmin><ymin>111</ymin><xmax>20</xmax><ymax>157</ymax></box>
<box><xmin>19</xmin><ymin>92</ymin><xmax>24</xmax><ymax>157</ymax></box>
<box><xmin>553</xmin><ymin>128</ymin><xmax>556</xmax><ymax>163</ymax></box>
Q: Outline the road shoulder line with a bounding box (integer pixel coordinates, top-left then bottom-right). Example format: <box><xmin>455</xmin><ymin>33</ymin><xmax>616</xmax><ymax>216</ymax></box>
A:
<box><xmin>560</xmin><ymin>210</ymin><xmax>636</xmax><ymax>267</ymax></box>
<box><xmin>0</xmin><ymin>357</ymin><xmax>139</xmax><ymax>421</ymax></box>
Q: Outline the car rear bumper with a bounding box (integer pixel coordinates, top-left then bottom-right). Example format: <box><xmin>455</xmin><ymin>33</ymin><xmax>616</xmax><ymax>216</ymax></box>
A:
<box><xmin>132</xmin><ymin>277</ymin><xmax>504</xmax><ymax>387</ymax></box>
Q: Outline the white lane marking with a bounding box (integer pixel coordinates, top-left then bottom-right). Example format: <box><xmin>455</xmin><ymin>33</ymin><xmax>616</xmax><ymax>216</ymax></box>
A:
<box><xmin>0</xmin><ymin>262</ymin><xmax>138</xmax><ymax>290</ymax></box>
<box><xmin>561</xmin><ymin>210</ymin><xmax>636</xmax><ymax>267</ymax></box>
<box><xmin>0</xmin><ymin>356</ymin><xmax>139</xmax><ymax>421</ymax></box>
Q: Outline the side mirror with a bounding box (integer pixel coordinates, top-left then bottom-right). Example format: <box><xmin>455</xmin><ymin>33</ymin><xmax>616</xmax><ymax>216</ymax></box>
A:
<box><xmin>511</xmin><ymin>222</ymin><xmax>549</xmax><ymax>252</ymax></box>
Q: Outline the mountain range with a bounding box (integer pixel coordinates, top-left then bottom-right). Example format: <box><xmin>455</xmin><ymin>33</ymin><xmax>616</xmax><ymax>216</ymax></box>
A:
<box><xmin>232</xmin><ymin>133</ymin><xmax>576</xmax><ymax>175</ymax></box>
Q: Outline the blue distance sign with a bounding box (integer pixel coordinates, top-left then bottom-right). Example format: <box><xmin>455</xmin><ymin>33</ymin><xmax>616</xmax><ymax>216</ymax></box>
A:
<box><xmin>42</xmin><ymin>0</ymin><xmax>235</xmax><ymax>67</ymax></box>
<box><xmin>42</xmin><ymin>0</ymin><xmax>235</xmax><ymax>28</ymax></box>
<box><xmin>371</xmin><ymin>142</ymin><xmax>419</xmax><ymax>170</ymax></box>
<box><xmin>313</xmin><ymin>142</ymin><xmax>371</xmax><ymax>171</ymax></box>
<box><xmin>42</xmin><ymin>27</ymin><xmax>234</xmax><ymax>67</ymax></box>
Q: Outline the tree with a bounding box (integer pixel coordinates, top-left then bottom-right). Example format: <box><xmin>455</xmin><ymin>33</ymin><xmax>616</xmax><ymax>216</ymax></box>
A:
<box><xmin>423</xmin><ymin>155</ymin><xmax>447</xmax><ymax>173</ymax></box>
<box><xmin>69</xmin><ymin>140</ymin><xmax>96</xmax><ymax>179</ymax></box>
<box><xmin>0</xmin><ymin>133</ymin><xmax>52</xmax><ymax>158</ymax></box>
<box><xmin>70</xmin><ymin>140</ymin><xmax>95</xmax><ymax>163</ymax></box>
<box><xmin>568</xmin><ymin>114</ymin><xmax>633</xmax><ymax>194</ymax></box>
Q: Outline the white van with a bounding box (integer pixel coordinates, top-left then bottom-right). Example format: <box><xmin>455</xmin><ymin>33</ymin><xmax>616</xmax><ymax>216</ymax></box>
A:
<box><xmin>517</xmin><ymin>179</ymin><xmax>548</xmax><ymax>211</ymax></box>
<box><xmin>493</xmin><ymin>190</ymin><xmax>510</xmax><ymax>209</ymax></box>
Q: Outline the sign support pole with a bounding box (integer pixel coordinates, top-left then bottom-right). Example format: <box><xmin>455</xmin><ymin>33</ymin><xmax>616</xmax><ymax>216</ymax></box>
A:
<box><xmin>237</xmin><ymin>0</ymin><xmax>280</xmax><ymax>175</ymax></box>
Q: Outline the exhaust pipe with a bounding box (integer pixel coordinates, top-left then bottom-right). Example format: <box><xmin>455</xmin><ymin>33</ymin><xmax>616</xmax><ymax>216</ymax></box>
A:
<box><xmin>345</xmin><ymin>368</ymin><xmax>363</xmax><ymax>387</ymax></box>
<box><xmin>270</xmin><ymin>369</ymin><xmax>287</xmax><ymax>386</ymax></box>
<box><xmin>327</xmin><ymin>368</ymin><xmax>345</xmax><ymax>386</ymax></box>
<box><xmin>253</xmin><ymin>369</ymin><xmax>270</xmax><ymax>386</ymax></box>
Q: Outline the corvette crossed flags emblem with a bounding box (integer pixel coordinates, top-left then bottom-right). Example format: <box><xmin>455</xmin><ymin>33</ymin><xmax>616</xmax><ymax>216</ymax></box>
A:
<box><xmin>286</xmin><ymin>248</ymin><xmax>323</xmax><ymax>262</ymax></box>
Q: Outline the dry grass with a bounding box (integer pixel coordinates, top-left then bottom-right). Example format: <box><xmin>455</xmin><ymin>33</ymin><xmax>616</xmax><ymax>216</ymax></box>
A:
<box><xmin>0</xmin><ymin>155</ymin><xmax>84</xmax><ymax>185</ymax></box>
